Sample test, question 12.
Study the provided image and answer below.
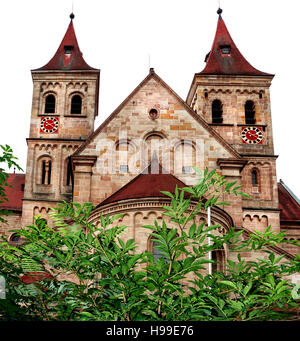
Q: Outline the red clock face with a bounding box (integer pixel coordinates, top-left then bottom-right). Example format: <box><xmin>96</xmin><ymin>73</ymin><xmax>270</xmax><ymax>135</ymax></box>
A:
<box><xmin>40</xmin><ymin>117</ymin><xmax>59</xmax><ymax>134</ymax></box>
<box><xmin>241</xmin><ymin>126</ymin><xmax>263</xmax><ymax>144</ymax></box>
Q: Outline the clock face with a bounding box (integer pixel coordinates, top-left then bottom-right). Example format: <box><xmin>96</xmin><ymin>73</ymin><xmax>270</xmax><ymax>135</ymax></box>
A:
<box><xmin>241</xmin><ymin>126</ymin><xmax>263</xmax><ymax>144</ymax></box>
<box><xmin>40</xmin><ymin>117</ymin><xmax>59</xmax><ymax>134</ymax></box>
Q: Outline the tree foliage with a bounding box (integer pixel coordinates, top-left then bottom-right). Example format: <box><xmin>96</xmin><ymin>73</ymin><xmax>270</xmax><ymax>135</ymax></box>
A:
<box><xmin>0</xmin><ymin>167</ymin><xmax>300</xmax><ymax>321</ymax></box>
<box><xmin>0</xmin><ymin>144</ymin><xmax>23</xmax><ymax>223</ymax></box>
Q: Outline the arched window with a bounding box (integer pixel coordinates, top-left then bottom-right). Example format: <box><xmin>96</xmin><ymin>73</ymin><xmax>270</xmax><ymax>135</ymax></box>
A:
<box><xmin>37</xmin><ymin>218</ymin><xmax>47</xmax><ymax>228</ymax></box>
<box><xmin>115</xmin><ymin>140</ymin><xmax>136</xmax><ymax>174</ymax></box>
<box><xmin>9</xmin><ymin>233</ymin><xmax>24</xmax><ymax>246</ymax></box>
<box><xmin>245</xmin><ymin>100</ymin><xmax>256</xmax><ymax>125</ymax></box>
<box><xmin>10</xmin><ymin>233</ymin><xmax>20</xmax><ymax>242</ymax></box>
<box><xmin>148</xmin><ymin>235</ymin><xmax>169</xmax><ymax>264</ymax></box>
<box><xmin>145</xmin><ymin>134</ymin><xmax>165</xmax><ymax>169</ymax></box>
<box><xmin>45</xmin><ymin>94</ymin><xmax>56</xmax><ymax>114</ymax></box>
<box><xmin>71</xmin><ymin>95</ymin><xmax>82</xmax><ymax>114</ymax></box>
<box><xmin>211</xmin><ymin>249</ymin><xmax>225</xmax><ymax>273</ymax></box>
<box><xmin>174</xmin><ymin>141</ymin><xmax>196</xmax><ymax>175</ymax></box>
<box><xmin>251</xmin><ymin>169</ymin><xmax>259</xmax><ymax>186</ymax></box>
<box><xmin>40</xmin><ymin>159</ymin><xmax>52</xmax><ymax>185</ymax></box>
<box><xmin>153</xmin><ymin>240</ymin><xmax>166</xmax><ymax>264</ymax></box>
<box><xmin>212</xmin><ymin>99</ymin><xmax>223</xmax><ymax>124</ymax></box>
<box><xmin>66</xmin><ymin>157</ymin><xmax>73</xmax><ymax>186</ymax></box>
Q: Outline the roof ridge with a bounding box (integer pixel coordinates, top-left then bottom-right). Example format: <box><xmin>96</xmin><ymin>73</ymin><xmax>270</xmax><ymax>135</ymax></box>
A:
<box><xmin>279</xmin><ymin>180</ymin><xmax>300</xmax><ymax>206</ymax></box>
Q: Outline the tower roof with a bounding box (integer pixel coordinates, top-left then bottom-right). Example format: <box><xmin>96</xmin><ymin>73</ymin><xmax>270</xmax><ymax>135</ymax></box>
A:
<box><xmin>199</xmin><ymin>8</ymin><xmax>272</xmax><ymax>76</ymax></box>
<box><xmin>34</xmin><ymin>14</ymin><xmax>97</xmax><ymax>71</ymax></box>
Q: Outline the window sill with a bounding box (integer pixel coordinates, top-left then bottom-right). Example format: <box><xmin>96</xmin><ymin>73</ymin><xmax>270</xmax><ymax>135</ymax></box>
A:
<box><xmin>64</xmin><ymin>114</ymin><xmax>87</xmax><ymax>118</ymax></box>
<box><xmin>237</xmin><ymin>124</ymin><xmax>267</xmax><ymax>131</ymax></box>
<box><xmin>209</xmin><ymin>123</ymin><xmax>234</xmax><ymax>126</ymax></box>
<box><xmin>38</xmin><ymin>114</ymin><xmax>60</xmax><ymax>117</ymax></box>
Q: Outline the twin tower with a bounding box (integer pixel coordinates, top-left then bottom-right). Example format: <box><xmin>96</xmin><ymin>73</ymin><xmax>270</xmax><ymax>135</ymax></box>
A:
<box><xmin>21</xmin><ymin>9</ymin><xmax>280</xmax><ymax>254</ymax></box>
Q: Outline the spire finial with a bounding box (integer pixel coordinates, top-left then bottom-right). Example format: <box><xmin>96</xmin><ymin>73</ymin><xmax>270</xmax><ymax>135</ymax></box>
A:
<box><xmin>217</xmin><ymin>7</ymin><xmax>223</xmax><ymax>18</ymax></box>
<box><xmin>70</xmin><ymin>12</ymin><xmax>75</xmax><ymax>21</ymax></box>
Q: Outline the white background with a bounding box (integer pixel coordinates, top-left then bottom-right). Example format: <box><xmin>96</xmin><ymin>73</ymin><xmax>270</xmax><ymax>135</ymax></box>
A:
<box><xmin>0</xmin><ymin>0</ymin><xmax>299</xmax><ymax>198</ymax></box>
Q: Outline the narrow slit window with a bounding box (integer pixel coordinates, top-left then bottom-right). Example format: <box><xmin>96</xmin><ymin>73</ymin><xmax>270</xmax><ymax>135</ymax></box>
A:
<box><xmin>45</xmin><ymin>94</ymin><xmax>56</xmax><ymax>114</ymax></box>
<box><xmin>71</xmin><ymin>95</ymin><xmax>82</xmax><ymax>114</ymax></box>
<box><xmin>66</xmin><ymin>158</ymin><xmax>73</xmax><ymax>186</ymax></box>
<box><xmin>245</xmin><ymin>100</ymin><xmax>256</xmax><ymax>125</ymax></box>
<box><xmin>212</xmin><ymin>249</ymin><xmax>225</xmax><ymax>273</ymax></box>
<box><xmin>212</xmin><ymin>99</ymin><xmax>223</xmax><ymax>124</ymax></box>
<box><xmin>252</xmin><ymin>169</ymin><xmax>258</xmax><ymax>186</ymax></box>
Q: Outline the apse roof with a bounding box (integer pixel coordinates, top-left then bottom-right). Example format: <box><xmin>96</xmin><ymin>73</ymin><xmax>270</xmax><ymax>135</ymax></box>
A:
<box><xmin>33</xmin><ymin>14</ymin><xmax>97</xmax><ymax>71</ymax></box>
<box><xmin>97</xmin><ymin>156</ymin><xmax>188</xmax><ymax>207</ymax></box>
<box><xmin>199</xmin><ymin>8</ymin><xmax>272</xmax><ymax>76</ymax></box>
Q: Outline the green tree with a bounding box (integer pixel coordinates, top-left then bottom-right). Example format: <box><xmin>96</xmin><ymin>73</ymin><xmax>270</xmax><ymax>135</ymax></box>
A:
<box><xmin>0</xmin><ymin>168</ymin><xmax>299</xmax><ymax>321</ymax></box>
<box><xmin>0</xmin><ymin>144</ymin><xmax>23</xmax><ymax>223</ymax></box>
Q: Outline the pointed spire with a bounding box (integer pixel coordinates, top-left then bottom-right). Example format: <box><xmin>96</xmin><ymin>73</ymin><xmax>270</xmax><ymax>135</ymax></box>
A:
<box><xmin>34</xmin><ymin>13</ymin><xmax>96</xmax><ymax>71</ymax></box>
<box><xmin>200</xmin><ymin>9</ymin><xmax>272</xmax><ymax>76</ymax></box>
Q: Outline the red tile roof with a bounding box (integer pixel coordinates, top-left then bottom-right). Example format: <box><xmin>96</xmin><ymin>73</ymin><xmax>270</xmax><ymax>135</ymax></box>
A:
<box><xmin>98</xmin><ymin>157</ymin><xmax>188</xmax><ymax>207</ymax></box>
<box><xmin>200</xmin><ymin>10</ymin><xmax>272</xmax><ymax>76</ymax></box>
<box><xmin>34</xmin><ymin>17</ymin><xmax>96</xmax><ymax>71</ymax></box>
<box><xmin>278</xmin><ymin>180</ymin><xmax>300</xmax><ymax>221</ymax></box>
<box><xmin>0</xmin><ymin>173</ymin><xmax>25</xmax><ymax>211</ymax></box>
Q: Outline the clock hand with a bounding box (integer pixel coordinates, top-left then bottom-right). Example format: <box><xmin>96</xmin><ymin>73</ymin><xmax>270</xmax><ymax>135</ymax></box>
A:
<box><xmin>46</xmin><ymin>122</ymin><xmax>56</xmax><ymax>129</ymax></box>
<box><xmin>248</xmin><ymin>132</ymin><xmax>258</xmax><ymax>138</ymax></box>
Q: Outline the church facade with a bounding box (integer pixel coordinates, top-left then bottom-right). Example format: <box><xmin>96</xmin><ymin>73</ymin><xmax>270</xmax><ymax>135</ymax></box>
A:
<box><xmin>1</xmin><ymin>9</ymin><xmax>300</xmax><ymax>269</ymax></box>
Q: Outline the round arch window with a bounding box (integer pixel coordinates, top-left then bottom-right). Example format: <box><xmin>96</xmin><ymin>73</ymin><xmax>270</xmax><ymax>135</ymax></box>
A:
<box><xmin>71</xmin><ymin>95</ymin><xmax>82</xmax><ymax>114</ymax></box>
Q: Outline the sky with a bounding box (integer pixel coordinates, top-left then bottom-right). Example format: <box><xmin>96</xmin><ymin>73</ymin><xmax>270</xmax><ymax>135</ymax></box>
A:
<box><xmin>0</xmin><ymin>0</ymin><xmax>299</xmax><ymax>198</ymax></box>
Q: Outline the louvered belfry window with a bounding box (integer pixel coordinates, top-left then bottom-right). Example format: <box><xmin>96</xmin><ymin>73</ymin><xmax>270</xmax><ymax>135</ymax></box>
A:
<box><xmin>45</xmin><ymin>94</ymin><xmax>56</xmax><ymax>114</ymax></box>
<box><xmin>212</xmin><ymin>99</ymin><xmax>223</xmax><ymax>124</ymax></box>
<box><xmin>71</xmin><ymin>95</ymin><xmax>82</xmax><ymax>114</ymax></box>
<box><xmin>245</xmin><ymin>100</ymin><xmax>256</xmax><ymax>125</ymax></box>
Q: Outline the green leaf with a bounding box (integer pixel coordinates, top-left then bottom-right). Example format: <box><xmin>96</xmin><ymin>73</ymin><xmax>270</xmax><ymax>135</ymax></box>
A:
<box><xmin>160</xmin><ymin>191</ymin><xmax>174</xmax><ymax>199</ymax></box>
<box><xmin>220</xmin><ymin>280</ymin><xmax>237</xmax><ymax>289</ymax></box>
<box><xmin>243</xmin><ymin>282</ymin><xmax>253</xmax><ymax>296</ymax></box>
<box><xmin>188</xmin><ymin>223</ymin><xmax>196</xmax><ymax>238</ymax></box>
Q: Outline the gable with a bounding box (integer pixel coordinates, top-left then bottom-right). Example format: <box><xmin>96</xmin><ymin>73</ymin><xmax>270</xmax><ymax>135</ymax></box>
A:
<box><xmin>74</xmin><ymin>69</ymin><xmax>240</xmax><ymax>161</ymax></box>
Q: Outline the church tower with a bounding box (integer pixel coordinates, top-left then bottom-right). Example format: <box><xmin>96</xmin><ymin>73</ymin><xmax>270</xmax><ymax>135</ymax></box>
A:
<box><xmin>22</xmin><ymin>14</ymin><xmax>100</xmax><ymax>227</ymax></box>
<box><xmin>186</xmin><ymin>9</ymin><xmax>280</xmax><ymax>233</ymax></box>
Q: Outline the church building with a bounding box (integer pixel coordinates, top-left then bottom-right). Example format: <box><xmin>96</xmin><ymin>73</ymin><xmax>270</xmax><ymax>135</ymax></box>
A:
<box><xmin>1</xmin><ymin>9</ymin><xmax>300</xmax><ymax>270</ymax></box>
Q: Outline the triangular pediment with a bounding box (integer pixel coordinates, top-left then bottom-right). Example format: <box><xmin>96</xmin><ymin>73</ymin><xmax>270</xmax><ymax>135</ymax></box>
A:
<box><xmin>74</xmin><ymin>68</ymin><xmax>240</xmax><ymax>159</ymax></box>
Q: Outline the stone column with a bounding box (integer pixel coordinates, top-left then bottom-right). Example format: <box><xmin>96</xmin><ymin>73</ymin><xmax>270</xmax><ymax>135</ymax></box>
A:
<box><xmin>72</xmin><ymin>155</ymin><xmax>97</xmax><ymax>204</ymax></box>
<box><xmin>217</xmin><ymin>158</ymin><xmax>248</xmax><ymax>229</ymax></box>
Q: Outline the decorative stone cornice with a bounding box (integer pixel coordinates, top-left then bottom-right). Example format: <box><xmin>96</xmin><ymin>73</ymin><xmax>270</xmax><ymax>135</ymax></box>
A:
<box><xmin>89</xmin><ymin>197</ymin><xmax>234</xmax><ymax>233</ymax></box>
<box><xmin>71</xmin><ymin>155</ymin><xmax>97</xmax><ymax>173</ymax></box>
